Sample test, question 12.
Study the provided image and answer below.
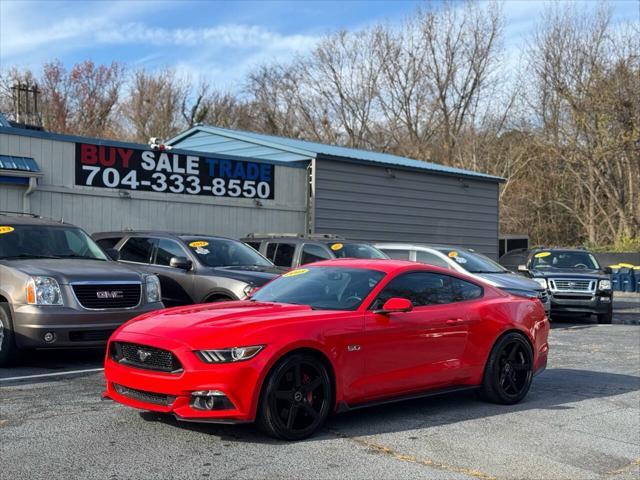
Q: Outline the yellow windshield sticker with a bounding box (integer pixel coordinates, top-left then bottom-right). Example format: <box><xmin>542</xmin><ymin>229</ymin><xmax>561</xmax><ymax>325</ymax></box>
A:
<box><xmin>535</xmin><ymin>252</ymin><xmax>551</xmax><ymax>258</ymax></box>
<box><xmin>283</xmin><ymin>268</ymin><xmax>309</xmax><ymax>277</ymax></box>
<box><xmin>448</xmin><ymin>251</ymin><xmax>458</xmax><ymax>258</ymax></box>
<box><xmin>189</xmin><ymin>241</ymin><xmax>209</xmax><ymax>248</ymax></box>
<box><xmin>0</xmin><ymin>226</ymin><xmax>14</xmax><ymax>235</ymax></box>
<box><xmin>330</xmin><ymin>243</ymin><xmax>344</xmax><ymax>251</ymax></box>
<box><xmin>618</xmin><ymin>263</ymin><xmax>634</xmax><ymax>268</ymax></box>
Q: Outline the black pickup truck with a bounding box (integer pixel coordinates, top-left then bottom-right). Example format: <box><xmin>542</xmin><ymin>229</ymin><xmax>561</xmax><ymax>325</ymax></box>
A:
<box><xmin>512</xmin><ymin>248</ymin><xmax>613</xmax><ymax>323</ymax></box>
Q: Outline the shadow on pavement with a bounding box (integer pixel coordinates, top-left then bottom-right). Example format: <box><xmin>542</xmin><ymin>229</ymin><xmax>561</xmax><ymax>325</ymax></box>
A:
<box><xmin>138</xmin><ymin>367</ymin><xmax>640</xmax><ymax>444</ymax></box>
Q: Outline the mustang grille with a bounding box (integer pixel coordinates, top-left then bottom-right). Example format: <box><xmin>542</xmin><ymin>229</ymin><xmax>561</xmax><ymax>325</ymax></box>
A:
<box><xmin>113</xmin><ymin>384</ymin><xmax>176</xmax><ymax>406</ymax></box>
<box><xmin>72</xmin><ymin>283</ymin><xmax>141</xmax><ymax>309</ymax></box>
<box><xmin>110</xmin><ymin>342</ymin><xmax>182</xmax><ymax>373</ymax></box>
<box><xmin>549</xmin><ymin>279</ymin><xmax>595</xmax><ymax>292</ymax></box>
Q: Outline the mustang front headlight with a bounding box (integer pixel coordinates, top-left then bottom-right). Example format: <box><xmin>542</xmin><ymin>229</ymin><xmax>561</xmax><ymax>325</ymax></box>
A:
<box><xmin>26</xmin><ymin>276</ymin><xmax>63</xmax><ymax>305</ymax></box>
<box><xmin>196</xmin><ymin>345</ymin><xmax>264</xmax><ymax>363</ymax></box>
<box><xmin>598</xmin><ymin>279</ymin><xmax>611</xmax><ymax>291</ymax></box>
<box><xmin>145</xmin><ymin>275</ymin><xmax>161</xmax><ymax>303</ymax></box>
<box><xmin>532</xmin><ymin>278</ymin><xmax>548</xmax><ymax>289</ymax></box>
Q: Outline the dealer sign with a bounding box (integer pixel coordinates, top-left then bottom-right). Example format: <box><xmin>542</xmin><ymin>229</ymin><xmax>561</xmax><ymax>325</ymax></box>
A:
<box><xmin>75</xmin><ymin>142</ymin><xmax>274</xmax><ymax>199</ymax></box>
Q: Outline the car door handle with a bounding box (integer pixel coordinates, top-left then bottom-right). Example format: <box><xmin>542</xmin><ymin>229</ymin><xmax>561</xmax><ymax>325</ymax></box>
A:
<box><xmin>446</xmin><ymin>318</ymin><xmax>465</xmax><ymax>325</ymax></box>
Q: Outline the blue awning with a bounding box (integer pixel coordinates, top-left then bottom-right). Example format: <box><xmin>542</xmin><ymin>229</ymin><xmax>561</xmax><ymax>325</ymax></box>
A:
<box><xmin>0</xmin><ymin>155</ymin><xmax>40</xmax><ymax>172</ymax></box>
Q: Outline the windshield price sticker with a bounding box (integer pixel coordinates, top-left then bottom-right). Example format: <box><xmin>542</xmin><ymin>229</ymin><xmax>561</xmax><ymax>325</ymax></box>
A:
<box><xmin>0</xmin><ymin>226</ymin><xmax>14</xmax><ymax>235</ymax></box>
<box><xmin>448</xmin><ymin>251</ymin><xmax>458</xmax><ymax>258</ymax></box>
<box><xmin>330</xmin><ymin>243</ymin><xmax>344</xmax><ymax>251</ymax></box>
<box><xmin>283</xmin><ymin>269</ymin><xmax>309</xmax><ymax>277</ymax></box>
<box><xmin>75</xmin><ymin>143</ymin><xmax>275</xmax><ymax>199</ymax></box>
<box><xmin>189</xmin><ymin>241</ymin><xmax>209</xmax><ymax>248</ymax></box>
<box><xmin>535</xmin><ymin>252</ymin><xmax>551</xmax><ymax>258</ymax></box>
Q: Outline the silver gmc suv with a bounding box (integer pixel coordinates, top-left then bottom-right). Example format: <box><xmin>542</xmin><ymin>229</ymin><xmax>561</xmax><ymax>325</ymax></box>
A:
<box><xmin>0</xmin><ymin>213</ymin><xmax>164</xmax><ymax>366</ymax></box>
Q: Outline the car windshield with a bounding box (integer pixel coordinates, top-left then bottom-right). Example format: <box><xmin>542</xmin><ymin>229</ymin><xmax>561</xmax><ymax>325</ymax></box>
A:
<box><xmin>328</xmin><ymin>243</ymin><xmax>388</xmax><ymax>259</ymax></box>
<box><xmin>183</xmin><ymin>237</ymin><xmax>273</xmax><ymax>267</ymax></box>
<box><xmin>530</xmin><ymin>251</ymin><xmax>600</xmax><ymax>270</ymax></box>
<box><xmin>251</xmin><ymin>266</ymin><xmax>386</xmax><ymax>311</ymax></box>
<box><xmin>435</xmin><ymin>248</ymin><xmax>507</xmax><ymax>274</ymax></box>
<box><xmin>0</xmin><ymin>224</ymin><xmax>108</xmax><ymax>261</ymax></box>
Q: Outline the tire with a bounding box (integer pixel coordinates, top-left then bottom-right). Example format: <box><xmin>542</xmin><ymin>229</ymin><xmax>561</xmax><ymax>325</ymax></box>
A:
<box><xmin>0</xmin><ymin>303</ymin><xmax>18</xmax><ymax>367</ymax></box>
<box><xmin>257</xmin><ymin>352</ymin><xmax>332</xmax><ymax>441</ymax></box>
<box><xmin>597</xmin><ymin>306</ymin><xmax>613</xmax><ymax>324</ymax></box>
<box><xmin>480</xmin><ymin>332</ymin><xmax>533</xmax><ymax>405</ymax></box>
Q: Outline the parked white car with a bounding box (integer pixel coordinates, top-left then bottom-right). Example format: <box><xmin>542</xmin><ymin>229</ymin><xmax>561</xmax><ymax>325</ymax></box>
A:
<box><xmin>375</xmin><ymin>243</ymin><xmax>551</xmax><ymax>314</ymax></box>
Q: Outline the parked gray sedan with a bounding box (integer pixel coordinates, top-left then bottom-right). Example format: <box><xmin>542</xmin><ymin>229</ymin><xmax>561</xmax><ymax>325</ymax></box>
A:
<box><xmin>93</xmin><ymin>231</ymin><xmax>282</xmax><ymax>307</ymax></box>
<box><xmin>0</xmin><ymin>214</ymin><xmax>163</xmax><ymax>366</ymax></box>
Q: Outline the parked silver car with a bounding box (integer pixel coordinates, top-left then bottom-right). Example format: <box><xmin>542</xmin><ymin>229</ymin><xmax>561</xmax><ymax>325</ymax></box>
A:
<box><xmin>375</xmin><ymin>243</ymin><xmax>550</xmax><ymax>314</ymax></box>
<box><xmin>0</xmin><ymin>213</ymin><xmax>163</xmax><ymax>366</ymax></box>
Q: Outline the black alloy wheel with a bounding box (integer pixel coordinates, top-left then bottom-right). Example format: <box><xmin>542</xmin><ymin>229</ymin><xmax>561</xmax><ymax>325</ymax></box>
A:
<box><xmin>480</xmin><ymin>332</ymin><xmax>533</xmax><ymax>404</ymax></box>
<box><xmin>257</xmin><ymin>353</ymin><xmax>332</xmax><ymax>440</ymax></box>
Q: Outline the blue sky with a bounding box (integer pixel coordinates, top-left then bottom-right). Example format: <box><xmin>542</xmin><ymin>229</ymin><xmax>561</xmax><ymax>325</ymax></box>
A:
<box><xmin>1</xmin><ymin>0</ymin><xmax>637</xmax><ymax>91</ymax></box>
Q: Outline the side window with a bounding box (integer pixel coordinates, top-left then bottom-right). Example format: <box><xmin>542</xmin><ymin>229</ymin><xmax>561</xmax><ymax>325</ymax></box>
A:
<box><xmin>373</xmin><ymin>272</ymin><xmax>455</xmax><ymax>308</ymax></box>
<box><xmin>154</xmin><ymin>239</ymin><xmax>187</xmax><ymax>266</ymax></box>
<box><xmin>383</xmin><ymin>249</ymin><xmax>411</xmax><ymax>260</ymax></box>
<box><xmin>301</xmin><ymin>244</ymin><xmax>332</xmax><ymax>265</ymax></box>
<box><xmin>95</xmin><ymin>237</ymin><xmax>121</xmax><ymax>250</ymax></box>
<box><xmin>451</xmin><ymin>277</ymin><xmax>483</xmax><ymax>301</ymax></box>
<box><xmin>416</xmin><ymin>251</ymin><xmax>450</xmax><ymax>268</ymax></box>
<box><xmin>119</xmin><ymin>237</ymin><xmax>155</xmax><ymax>263</ymax></box>
<box><xmin>266</xmin><ymin>243</ymin><xmax>277</xmax><ymax>261</ymax></box>
<box><xmin>273</xmin><ymin>243</ymin><xmax>296</xmax><ymax>267</ymax></box>
<box><xmin>245</xmin><ymin>242</ymin><xmax>261</xmax><ymax>251</ymax></box>
<box><xmin>63</xmin><ymin>230</ymin><xmax>85</xmax><ymax>254</ymax></box>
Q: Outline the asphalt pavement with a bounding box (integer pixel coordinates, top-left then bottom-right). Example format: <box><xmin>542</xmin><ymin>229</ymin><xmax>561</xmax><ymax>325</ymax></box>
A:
<box><xmin>1</xmin><ymin>295</ymin><xmax>639</xmax><ymax>480</ymax></box>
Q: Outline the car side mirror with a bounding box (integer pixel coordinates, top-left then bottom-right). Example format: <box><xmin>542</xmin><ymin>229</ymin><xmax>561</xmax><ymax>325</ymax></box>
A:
<box><xmin>517</xmin><ymin>264</ymin><xmax>528</xmax><ymax>273</ymax></box>
<box><xmin>170</xmin><ymin>256</ymin><xmax>192</xmax><ymax>270</ymax></box>
<box><xmin>104</xmin><ymin>248</ymin><xmax>120</xmax><ymax>261</ymax></box>
<box><xmin>374</xmin><ymin>297</ymin><xmax>413</xmax><ymax>315</ymax></box>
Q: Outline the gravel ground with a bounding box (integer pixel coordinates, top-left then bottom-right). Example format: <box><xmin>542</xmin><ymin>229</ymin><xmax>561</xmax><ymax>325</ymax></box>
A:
<box><xmin>1</xmin><ymin>297</ymin><xmax>638</xmax><ymax>480</ymax></box>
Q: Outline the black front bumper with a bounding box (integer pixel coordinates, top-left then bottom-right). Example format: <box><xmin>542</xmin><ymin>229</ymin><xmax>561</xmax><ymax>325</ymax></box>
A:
<box><xmin>550</xmin><ymin>292</ymin><xmax>612</xmax><ymax>315</ymax></box>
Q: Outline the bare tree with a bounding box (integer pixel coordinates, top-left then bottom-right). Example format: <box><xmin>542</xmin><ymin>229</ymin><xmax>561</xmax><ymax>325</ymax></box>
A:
<box><xmin>123</xmin><ymin>69</ymin><xmax>186</xmax><ymax>142</ymax></box>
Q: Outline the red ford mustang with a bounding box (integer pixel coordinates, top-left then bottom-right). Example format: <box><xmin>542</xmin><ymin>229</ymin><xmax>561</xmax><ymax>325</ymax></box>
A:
<box><xmin>104</xmin><ymin>259</ymin><xmax>549</xmax><ymax>440</ymax></box>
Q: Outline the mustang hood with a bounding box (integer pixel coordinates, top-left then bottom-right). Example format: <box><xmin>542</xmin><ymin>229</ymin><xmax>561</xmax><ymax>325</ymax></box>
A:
<box><xmin>121</xmin><ymin>301</ymin><xmax>317</xmax><ymax>345</ymax></box>
<box><xmin>3</xmin><ymin>259</ymin><xmax>144</xmax><ymax>284</ymax></box>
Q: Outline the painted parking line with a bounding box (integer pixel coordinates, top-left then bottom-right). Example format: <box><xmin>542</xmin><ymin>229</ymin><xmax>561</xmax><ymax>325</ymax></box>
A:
<box><xmin>0</xmin><ymin>367</ymin><xmax>104</xmax><ymax>383</ymax></box>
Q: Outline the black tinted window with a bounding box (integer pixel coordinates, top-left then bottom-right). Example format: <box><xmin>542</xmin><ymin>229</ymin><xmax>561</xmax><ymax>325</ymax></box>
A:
<box><xmin>374</xmin><ymin>272</ymin><xmax>482</xmax><ymax>308</ymax></box>
<box><xmin>154</xmin><ymin>239</ymin><xmax>187</xmax><ymax>266</ymax></box>
<box><xmin>245</xmin><ymin>242</ymin><xmax>261</xmax><ymax>251</ymax></box>
<box><xmin>450</xmin><ymin>277</ymin><xmax>483</xmax><ymax>301</ymax></box>
<box><xmin>95</xmin><ymin>237</ymin><xmax>121</xmax><ymax>250</ymax></box>
<box><xmin>374</xmin><ymin>272</ymin><xmax>453</xmax><ymax>307</ymax></box>
<box><xmin>301</xmin><ymin>244</ymin><xmax>331</xmax><ymax>265</ymax></box>
<box><xmin>266</xmin><ymin>243</ymin><xmax>295</xmax><ymax>267</ymax></box>
<box><xmin>120</xmin><ymin>237</ymin><xmax>154</xmax><ymax>263</ymax></box>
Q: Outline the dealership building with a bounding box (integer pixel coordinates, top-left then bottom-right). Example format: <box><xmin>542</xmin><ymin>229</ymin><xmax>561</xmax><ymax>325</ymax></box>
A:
<box><xmin>0</xmin><ymin>116</ymin><xmax>503</xmax><ymax>257</ymax></box>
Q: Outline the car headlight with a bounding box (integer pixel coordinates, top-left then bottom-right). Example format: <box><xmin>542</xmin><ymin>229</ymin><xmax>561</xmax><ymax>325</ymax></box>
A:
<box><xmin>145</xmin><ymin>275</ymin><xmax>161</xmax><ymax>303</ymax></box>
<box><xmin>196</xmin><ymin>345</ymin><xmax>264</xmax><ymax>363</ymax></box>
<box><xmin>26</xmin><ymin>276</ymin><xmax>63</xmax><ymax>305</ymax></box>
<box><xmin>532</xmin><ymin>278</ymin><xmax>548</xmax><ymax>289</ymax></box>
<box><xmin>598</xmin><ymin>279</ymin><xmax>611</xmax><ymax>291</ymax></box>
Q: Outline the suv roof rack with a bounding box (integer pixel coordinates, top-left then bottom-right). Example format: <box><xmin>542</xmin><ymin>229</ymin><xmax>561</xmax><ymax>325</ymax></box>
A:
<box><xmin>245</xmin><ymin>233</ymin><xmax>343</xmax><ymax>240</ymax></box>
<box><xmin>0</xmin><ymin>210</ymin><xmax>40</xmax><ymax>218</ymax></box>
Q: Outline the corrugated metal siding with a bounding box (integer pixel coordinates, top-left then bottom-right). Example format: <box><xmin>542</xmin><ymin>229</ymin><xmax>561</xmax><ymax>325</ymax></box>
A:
<box><xmin>0</xmin><ymin>185</ymin><xmax>24</xmax><ymax>212</ymax></box>
<box><xmin>174</xmin><ymin>130</ymin><xmax>313</xmax><ymax>163</ymax></box>
<box><xmin>0</xmin><ymin>133</ymin><xmax>307</xmax><ymax>238</ymax></box>
<box><xmin>314</xmin><ymin>158</ymin><xmax>499</xmax><ymax>258</ymax></box>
